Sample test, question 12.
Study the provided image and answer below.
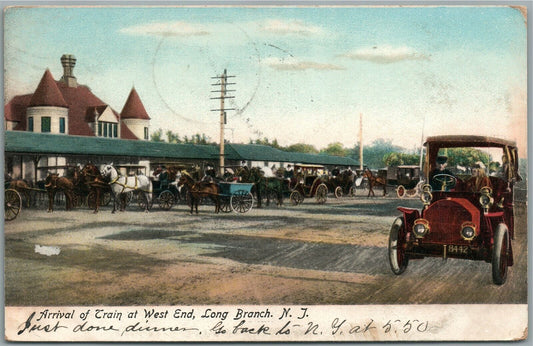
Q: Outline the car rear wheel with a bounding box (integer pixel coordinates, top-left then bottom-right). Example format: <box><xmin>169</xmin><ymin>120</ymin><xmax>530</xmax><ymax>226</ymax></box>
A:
<box><xmin>492</xmin><ymin>224</ymin><xmax>509</xmax><ymax>285</ymax></box>
<box><xmin>389</xmin><ymin>217</ymin><xmax>409</xmax><ymax>275</ymax></box>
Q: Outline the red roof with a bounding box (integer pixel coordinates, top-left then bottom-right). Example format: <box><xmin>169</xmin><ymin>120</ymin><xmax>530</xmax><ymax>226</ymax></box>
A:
<box><xmin>28</xmin><ymin>69</ymin><xmax>68</xmax><ymax>108</ymax></box>
<box><xmin>120</xmin><ymin>122</ymin><xmax>139</xmax><ymax>140</ymax></box>
<box><xmin>121</xmin><ymin>87</ymin><xmax>150</xmax><ymax>120</ymax></box>
<box><xmin>4</xmin><ymin>94</ymin><xmax>32</xmax><ymax>122</ymax></box>
<box><xmin>5</xmin><ymin>69</ymin><xmax>147</xmax><ymax>139</ymax></box>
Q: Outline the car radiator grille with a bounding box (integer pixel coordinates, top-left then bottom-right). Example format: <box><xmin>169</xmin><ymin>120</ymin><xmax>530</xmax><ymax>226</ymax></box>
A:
<box><xmin>423</xmin><ymin>200</ymin><xmax>474</xmax><ymax>243</ymax></box>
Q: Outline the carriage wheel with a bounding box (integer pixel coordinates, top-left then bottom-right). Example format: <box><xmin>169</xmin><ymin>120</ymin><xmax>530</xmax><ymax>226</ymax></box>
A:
<box><xmin>87</xmin><ymin>191</ymin><xmax>97</xmax><ymax>209</ymax></box>
<box><xmin>289</xmin><ymin>190</ymin><xmax>303</xmax><ymax>205</ymax></box>
<box><xmin>396</xmin><ymin>185</ymin><xmax>406</xmax><ymax>199</ymax></box>
<box><xmin>158</xmin><ymin>190</ymin><xmax>174</xmax><ymax>210</ymax></box>
<box><xmin>219</xmin><ymin>196</ymin><xmax>232</xmax><ymax>213</ymax></box>
<box><xmin>71</xmin><ymin>193</ymin><xmax>79</xmax><ymax>208</ymax></box>
<box><xmin>334</xmin><ymin>186</ymin><xmax>343</xmax><ymax>198</ymax></box>
<box><xmin>266</xmin><ymin>190</ymin><xmax>281</xmax><ymax>207</ymax></box>
<box><xmin>361</xmin><ymin>180</ymin><xmax>370</xmax><ymax>194</ymax></box>
<box><xmin>349</xmin><ymin>186</ymin><xmax>356</xmax><ymax>198</ymax></box>
<box><xmin>5</xmin><ymin>189</ymin><xmax>22</xmax><ymax>221</ymax></box>
<box><xmin>230</xmin><ymin>191</ymin><xmax>254</xmax><ymax>213</ymax></box>
<box><xmin>316</xmin><ymin>183</ymin><xmax>328</xmax><ymax>204</ymax></box>
<box><xmin>137</xmin><ymin>192</ymin><xmax>153</xmax><ymax>210</ymax></box>
<box><xmin>122</xmin><ymin>191</ymin><xmax>133</xmax><ymax>207</ymax></box>
<box><xmin>102</xmin><ymin>192</ymin><xmax>112</xmax><ymax>206</ymax></box>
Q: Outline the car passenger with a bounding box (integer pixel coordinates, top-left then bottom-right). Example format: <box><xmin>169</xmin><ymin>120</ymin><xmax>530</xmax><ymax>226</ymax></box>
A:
<box><xmin>466</xmin><ymin>162</ymin><xmax>492</xmax><ymax>192</ymax></box>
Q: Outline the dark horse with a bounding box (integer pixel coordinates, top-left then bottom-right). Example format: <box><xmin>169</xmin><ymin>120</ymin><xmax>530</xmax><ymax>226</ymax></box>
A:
<box><xmin>80</xmin><ymin>163</ymin><xmax>108</xmax><ymax>213</ymax></box>
<box><xmin>236</xmin><ymin>166</ymin><xmax>283</xmax><ymax>207</ymax></box>
<box><xmin>44</xmin><ymin>170</ymin><xmax>78</xmax><ymax>212</ymax></box>
<box><xmin>178</xmin><ymin>171</ymin><xmax>220</xmax><ymax>214</ymax></box>
<box><xmin>363</xmin><ymin>169</ymin><xmax>387</xmax><ymax>197</ymax></box>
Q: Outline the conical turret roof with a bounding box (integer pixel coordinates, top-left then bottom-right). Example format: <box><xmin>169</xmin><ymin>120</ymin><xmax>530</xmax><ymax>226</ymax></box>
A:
<box><xmin>120</xmin><ymin>87</ymin><xmax>150</xmax><ymax>120</ymax></box>
<box><xmin>28</xmin><ymin>69</ymin><xmax>68</xmax><ymax>108</ymax></box>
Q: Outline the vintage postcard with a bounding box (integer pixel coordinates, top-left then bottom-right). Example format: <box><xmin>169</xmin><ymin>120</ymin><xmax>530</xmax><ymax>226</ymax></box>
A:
<box><xmin>3</xmin><ymin>3</ymin><xmax>528</xmax><ymax>342</ymax></box>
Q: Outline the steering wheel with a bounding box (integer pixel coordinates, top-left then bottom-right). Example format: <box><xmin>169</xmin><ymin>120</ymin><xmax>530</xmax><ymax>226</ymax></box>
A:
<box><xmin>432</xmin><ymin>173</ymin><xmax>457</xmax><ymax>191</ymax></box>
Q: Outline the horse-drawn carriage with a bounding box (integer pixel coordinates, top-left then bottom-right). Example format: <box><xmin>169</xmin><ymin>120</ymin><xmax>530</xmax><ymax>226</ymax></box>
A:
<box><xmin>178</xmin><ymin>170</ymin><xmax>255</xmax><ymax>214</ymax></box>
<box><xmin>218</xmin><ymin>182</ymin><xmax>255</xmax><ymax>213</ymax></box>
<box><xmin>289</xmin><ymin>164</ymin><xmax>328</xmax><ymax>205</ymax></box>
<box><xmin>387</xmin><ymin>165</ymin><xmax>423</xmax><ymax>198</ymax></box>
<box><xmin>323</xmin><ymin>168</ymin><xmax>357</xmax><ymax>198</ymax></box>
<box><xmin>361</xmin><ymin>166</ymin><xmax>422</xmax><ymax>198</ymax></box>
<box><xmin>149</xmin><ymin>164</ymin><xmax>185</xmax><ymax>210</ymax></box>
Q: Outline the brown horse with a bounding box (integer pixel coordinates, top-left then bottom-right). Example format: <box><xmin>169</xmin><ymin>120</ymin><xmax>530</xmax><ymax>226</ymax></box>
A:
<box><xmin>363</xmin><ymin>169</ymin><xmax>387</xmax><ymax>197</ymax></box>
<box><xmin>8</xmin><ymin>179</ymin><xmax>33</xmax><ymax>207</ymax></box>
<box><xmin>80</xmin><ymin>163</ymin><xmax>108</xmax><ymax>213</ymax></box>
<box><xmin>178</xmin><ymin>171</ymin><xmax>220</xmax><ymax>214</ymax></box>
<box><xmin>44</xmin><ymin>173</ymin><xmax>76</xmax><ymax>212</ymax></box>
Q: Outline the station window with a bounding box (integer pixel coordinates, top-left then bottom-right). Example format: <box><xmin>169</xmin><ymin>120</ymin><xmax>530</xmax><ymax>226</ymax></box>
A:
<box><xmin>59</xmin><ymin>117</ymin><xmax>65</xmax><ymax>133</ymax></box>
<box><xmin>144</xmin><ymin>127</ymin><xmax>149</xmax><ymax>140</ymax></box>
<box><xmin>41</xmin><ymin>117</ymin><xmax>51</xmax><ymax>133</ymax></box>
<box><xmin>28</xmin><ymin>117</ymin><xmax>33</xmax><ymax>132</ymax></box>
<box><xmin>97</xmin><ymin>121</ymin><xmax>117</xmax><ymax>138</ymax></box>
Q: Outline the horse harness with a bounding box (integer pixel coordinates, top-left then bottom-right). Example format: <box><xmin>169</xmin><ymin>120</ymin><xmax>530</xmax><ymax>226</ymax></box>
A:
<box><xmin>109</xmin><ymin>174</ymin><xmax>148</xmax><ymax>194</ymax></box>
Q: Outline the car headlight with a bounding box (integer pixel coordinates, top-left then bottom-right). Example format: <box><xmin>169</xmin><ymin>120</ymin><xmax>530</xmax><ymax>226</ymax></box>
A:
<box><xmin>420</xmin><ymin>184</ymin><xmax>433</xmax><ymax>205</ymax></box>
<box><xmin>460</xmin><ymin>222</ymin><xmax>478</xmax><ymax>241</ymax></box>
<box><xmin>479</xmin><ymin>187</ymin><xmax>493</xmax><ymax>212</ymax></box>
<box><xmin>413</xmin><ymin>219</ymin><xmax>430</xmax><ymax>238</ymax></box>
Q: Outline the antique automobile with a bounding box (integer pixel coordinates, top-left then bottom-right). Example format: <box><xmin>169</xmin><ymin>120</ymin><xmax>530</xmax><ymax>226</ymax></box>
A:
<box><xmin>388</xmin><ymin>135</ymin><xmax>520</xmax><ymax>285</ymax></box>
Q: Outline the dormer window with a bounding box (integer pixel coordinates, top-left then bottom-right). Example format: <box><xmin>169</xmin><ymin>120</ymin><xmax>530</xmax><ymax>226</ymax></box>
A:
<box><xmin>98</xmin><ymin>121</ymin><xmax>117</xmax><ymax>138</ymax></box>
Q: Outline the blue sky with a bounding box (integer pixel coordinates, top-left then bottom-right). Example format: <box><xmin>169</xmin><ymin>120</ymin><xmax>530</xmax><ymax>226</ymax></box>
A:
<box><xmin>4</xmin><ymin>5</ymin><xmax>527</xmax><ymax>153</ymax></box>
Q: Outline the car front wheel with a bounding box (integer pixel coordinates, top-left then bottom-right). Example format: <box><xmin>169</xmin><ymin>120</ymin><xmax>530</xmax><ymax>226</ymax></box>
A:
<box><xmin>492</xmin><ymin>224</ymin><xmax>509</xmax><ymax>285</ymax></box>
<box><xmin>389</xmin><ymin>217</ymin><xmax>409</xmax><ymax>275</ymax></box>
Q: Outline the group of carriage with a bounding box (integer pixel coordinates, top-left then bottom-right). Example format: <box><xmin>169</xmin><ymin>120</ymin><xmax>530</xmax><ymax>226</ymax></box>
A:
<box><xmin>4</xmin><ymin>160</ymin><xmax>423</xmax><ymax>221</ymax></box>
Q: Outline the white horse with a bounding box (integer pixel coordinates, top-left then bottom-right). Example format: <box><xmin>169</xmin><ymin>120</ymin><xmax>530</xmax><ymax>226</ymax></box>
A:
<box><xmin>101</xmin><ymin>164</ymin><xmax>152</xmax><ymax>213</ymax></box>
<box><xmin>259</xmin><ymin>166</ymin><xmax>276</xmax><ymax>178</ymax></box>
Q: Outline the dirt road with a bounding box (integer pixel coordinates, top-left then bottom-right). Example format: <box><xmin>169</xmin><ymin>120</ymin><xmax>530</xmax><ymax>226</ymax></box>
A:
<box><xmin>4</xmin><ymin>196</ymin><xmax>527</xmax><ymax>306</ymax></box>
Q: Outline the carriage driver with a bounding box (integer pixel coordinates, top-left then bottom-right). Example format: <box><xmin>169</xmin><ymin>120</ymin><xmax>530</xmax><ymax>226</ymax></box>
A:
<box><xmin>430</xmin><ymin>155</ymin><xmax>455</xmax><ymax>191</ymax></box>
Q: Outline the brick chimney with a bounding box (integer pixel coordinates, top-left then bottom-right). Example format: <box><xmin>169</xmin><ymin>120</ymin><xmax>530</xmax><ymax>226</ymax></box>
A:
<box><xmin>59</xmin><ymin>54</ymin><xmax>77</xmax><ymax>87</ymax></box>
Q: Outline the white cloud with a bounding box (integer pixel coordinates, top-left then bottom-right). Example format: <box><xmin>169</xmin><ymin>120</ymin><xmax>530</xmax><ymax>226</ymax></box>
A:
<box><xmin>259</xmin><ymin>19</ymin><xmax>324</xmax><ymax>36</ymax></box>
<box><xmin>340</xmin><ymin>45</ymin><xmax>429</xmax><ymax>64</ymax></box>
<box><xmin>120</xmin><ymin>21</ymin><xmax>210</xmax><ymax>37</ymax></box>
<box><xmin>263</xmin><ymin>57</ymin><xmax>344</xmax><ymax>71</ymax></box>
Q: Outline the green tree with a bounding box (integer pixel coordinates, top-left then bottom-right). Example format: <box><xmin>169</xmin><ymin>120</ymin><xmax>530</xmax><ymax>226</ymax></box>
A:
<box><xmin>166</xmin><ymin>130</ymin><xmax>182</xmax><ymax>144</ymax></box>
<box><xmin>320</xmin><ymin>142</ymin><xmax>349</xmax><ymax>157</ymax></box>
<box><xmin>284</xmin><ymin>143</ymin><xmax>319</xmax><ymax>154</ymax></box>
<box><xmin>150</xmin><ymin>128</ymin><xmax>164</xmax><ymax>142</ymax></box>
<box><xmin>362</xmin><ymin>138</ymin><xmax>403</xmax><ymax>168</ymax></box>
<box><xmin>384</xmin><ymin>152</ymin><xmax>420</xmax><ymax>166</ymax></box>
<box><xmin>445</xmin><ymin>148</ymin><xmax>491</xmax><ymax>168</ymax></box>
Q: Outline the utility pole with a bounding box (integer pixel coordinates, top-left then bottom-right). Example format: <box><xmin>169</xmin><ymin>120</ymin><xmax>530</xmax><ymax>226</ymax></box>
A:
<box><xmin>211</xmin><ymin>69</ymin><xmax>235</xmax><ymax>175</ymax></box>
<box><xmin>359</xmin><ymin>113</ymin><xmax>363</xmax><ymax>170</ymax></box>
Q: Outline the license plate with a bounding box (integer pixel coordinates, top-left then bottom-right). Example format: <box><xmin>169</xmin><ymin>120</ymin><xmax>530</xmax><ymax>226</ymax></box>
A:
<box><xmin>447</xmin><ymin>244</ymin><xmax>470</xmax><ymax>255</ymax></box>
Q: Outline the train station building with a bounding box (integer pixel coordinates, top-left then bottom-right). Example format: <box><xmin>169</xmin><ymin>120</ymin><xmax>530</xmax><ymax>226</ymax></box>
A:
<box><xmin>4</xmin><ymin>131</ymin><xmax>358</xmax><ymax>182</ymax></box>
<box><xmin>4</xmin><ymin>54</ymin><xmax>358</xmax><ymax>182</ymax></box>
